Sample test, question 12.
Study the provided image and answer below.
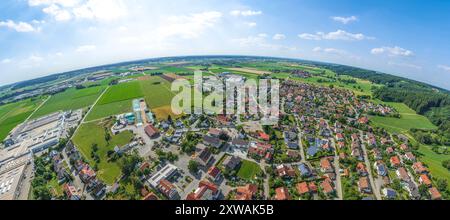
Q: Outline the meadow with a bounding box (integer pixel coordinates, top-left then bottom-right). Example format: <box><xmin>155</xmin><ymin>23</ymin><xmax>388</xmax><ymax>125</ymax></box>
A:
<box><xmin>237</xmin><ymin>160</ymin><xmax>262</xmax><ymax>180</ymax></box>
<box><xmin>0</xmin><ymin>98</ymin><xmax>44</xmax><ymax>141</ymax></box>
<box><xmin>86</xmin><ymin>76</ymin><xmax>178</xmax><ymax>121</ymax></box>
<box><xmin>31</xmin><ymin>86</ymin><xmax>106</xmax><ymax>119</ymax></box>
<box><xmin>72</xmin><ymin>120</ymin><xmax>134</xmax><ymax>184</ymax></box>
<box><xmin>370</xmin><ymin>102</ymin><xmax>437</xmax><ymax>133</ymax></box>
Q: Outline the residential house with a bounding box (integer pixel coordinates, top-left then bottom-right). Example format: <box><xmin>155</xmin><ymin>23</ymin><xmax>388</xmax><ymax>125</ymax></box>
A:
<box><xmin>356</xmin><ymin>162</ymin><xmax>368</xmax><ymax>176</ymax></box>
<box><xmin>320</xmin><ymin>157</ymin><xmax>334</xmax><ymax>173</ymax></box>
<box><xmin>298</xmin><ymin>163</ymin><xmax>313</xmax><ymax>177</ymax></box>
<box><xmin>207</xmin><ymin>166</ymin><xmax>222</xmax><ymax>183</ymax></box>
<box><xmin>374</xmin><ymin>161</ymin><xmax>388</xmax><ymax>176</ymax></box>
<box><xmin>429</xmin><ymin>187</ymin><xmax>442</xmax><ymax>200</ymax></box>
<box><xmin>390</xmin><ymin>156</ymin><xmax>401</xmax><ymax>167</ymax></box>
<box><xmin>230</xmin><ymin>139</ymin><xmax>249</xmax><ymax>149</ymax></box>
<box><xmin>419</xmin><ymin>174</ymin><xmax>432</xmax><ymax>187</ymax></box>
<box><xmin>203</xmin><ymin>135</ymin><xmax>222</xmax><ymax>149</ymax></box>
<box><xmin>186</xmin><ymin>180</ymin><xmax>220</xmax><ymax>200</ymax></box>
<box><xmin>320</xmin><ymin>178</ymin><xmax>335</xmax><ymax>196</ymax></box>
<box><xmin>222</xmin><ymin>156</ymin><xmax>241</xmax><ymax>170</ymax></box>
<box><xmin>274</xmin><ymin>187</ymin><xmax>291</xmax><ymax>200</ymax></box>
<box><xmin>64</xmin><ymin>183</ymin><xmax>81</xmax><ymax>200</ymax></box>
<box><xmin>412</xmin><ymin>162</ymin><xmax>429</xmax><ymax>174</ymax></box>
<box><xmin>276</xmin><ymin>164</ymin><xmax>296</xmax><ymax>178</ymax></box>
<box><xmin>358</xmin><ymin>177</ymin><xmax>372</xmax><ymax>193</ymax></box>
<box><xmin>396</xmin><ymin>167</ymin><xmax>410</xmax><ymax>182</ymax></box>
<box><xmin>157</xmin><ymin>179</ymin><xmax>180</xmax><ymax>200</ymax></box>
<box><xmin>382</xmin><ymin>188</ymin><xmax>397</xmax><ymax>200</ymax></box>
<box><xmin>296</xmin><ymin>182</ymin><xmax>311</xmax><ymax>195</ymax></box>
<box><xmin>144</xmin><ymin>124</ymin><xmax>160</xmax><ymax>139</ymax></box>
<box><xmin>235</xmin><ymin>184</ymin><xmax>258</xmax><ymax>200</ymax></box>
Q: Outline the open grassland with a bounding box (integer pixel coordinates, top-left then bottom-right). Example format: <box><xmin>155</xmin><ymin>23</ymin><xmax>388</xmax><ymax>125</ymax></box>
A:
<box><xmin>226</xmin><ymin>67</ymin><xmax>270</xmax><ymax>75</ymax></box>
<box><xmin>86</xmin><ymin>81</ymin><xmax>143</xmax><ymax>121</ymax></box>
<box><xmin>86</xmin><ymin>76</ymin><xmax>177</xmax><ymax>121</ymax></box>
<box><xmin>32</xmin><ymin>86</ymin><xmax>106</xmax><ymax>119</ymax></box>
<box><xmin>370</xmin><ymin>102</ymin><xmax>437</xmax><ymax>133</ymax></box>
<box><xmin>0</xmin><ymin>98</ymin><xmax>44</xmax><ymax>141</ymax></box>
<box><xmin>418</xmin><ymin>144</ymin><xmax>450</xmax><ymax>190</ymax></box>
<box><xmin>237</xmin><ymin>160</ymin><xmax>262</xmax><ymax>180</ymax></box>
<box><xmin>97</xmin><ymin>81</ymin><xmax>143</xmax><ymax>105</ymax></box>
<box><xmin>72</xmin><ymin>120</ymin><xmax>134</xmax><ymax>185</ymax></box>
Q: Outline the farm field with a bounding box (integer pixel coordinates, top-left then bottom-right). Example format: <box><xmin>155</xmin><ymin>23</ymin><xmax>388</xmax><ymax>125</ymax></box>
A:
<box><xmin>226</xmin><ymin>67</ymin><xmax>270</xmax><ymax>75</ymax></box>
<box><xmin>370</xmin><ymin>102</ymin><xmax>437</xmax><ymax>133</ymax></box>
<box><xmin>86</xmin><ymin>81</ymin><xmax>143</xmax><ymax>121</ymax></box>
<box><xmin>86</xmin><ymin>76</ymin><xmax>178</xmax><ymax>121</ymax></box>
<box><xmin>97</xmin><ymin>81</ymin><xmax>143</xmax><ymax>105</ymax></box>
<box><xmin>72</xmin><ymin>120</ymin><xmax>134</xmax><ymax>185</ymax></box>
<box><xmin>237</xmin><ymin>160</ymin><xmax>262</xmax><ymax>180</ymax></box>
<box><xmin>0</xmin><ymin>98</ymin><xmax>44</xmax><ymax>141</ymax></box>
<box><xmin>32</xmin><ymin>86</ymin><xmax>106</xmax><ymax>119</ymax></box>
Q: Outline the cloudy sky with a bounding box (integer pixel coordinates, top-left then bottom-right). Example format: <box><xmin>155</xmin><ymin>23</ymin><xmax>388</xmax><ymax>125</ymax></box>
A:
<box><xmin>1</xmin><ymin>0</ymin><xmax>450</xmax><ymax>89</ymax></box>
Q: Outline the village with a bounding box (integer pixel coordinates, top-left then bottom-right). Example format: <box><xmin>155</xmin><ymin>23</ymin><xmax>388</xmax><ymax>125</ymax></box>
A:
<box><xmin>5</xmin><ymin>71</ymin><xmax>440</xmax><ymax>201</ymax></box>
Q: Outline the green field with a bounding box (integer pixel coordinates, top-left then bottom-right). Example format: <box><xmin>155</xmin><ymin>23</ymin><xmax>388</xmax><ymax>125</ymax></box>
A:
<box><xmin>0</xmin><ymin>98</ymin><xmax>44</xmax><ymax>141</ymax></box>
<box><xmin>237</xmin><ymin>160</ymin><xmax>262</xmax><ymax>180</ymax></box>
<box><xmin>72</xmin><ymin>120</ymin><xmax>134</xmax><ymax>184</ymax></box>
<box><xmin>418</xmin><ymin>145</ymin><xmax>450</xmax><ymax>190</ymax></box>
<box><xmin>86</xmin><ymin>81</ymin><xmax>143</xmax><ymax>121</ymax></box>
<box><xmin>370</xmin><ymin>102</ymin><xmax>437</xmax><ymax>133</ymax></box>
<box><xmin>139</xmin><ymin>76</ymin><xmax>175</xmax><ymax>109</ymax></box>
<box><xmin>97</xmin><ymin>81</ymin><xmax>143</xmax><ymax>105</ymax></box>
<box><xmin>32</xmin><ymin>86</ymin><xmax>106</xmax><ymax>119</ymax></box>
<box><xmin>86</xmin><ymin>77</ymin><xmax>177</xmax><ymax>121</ymax></box>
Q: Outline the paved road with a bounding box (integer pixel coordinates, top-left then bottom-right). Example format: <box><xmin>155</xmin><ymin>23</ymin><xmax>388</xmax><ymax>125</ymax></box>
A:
<box><xmin>294</xmin><ymin>115</ymin><xmax>306</xmax><ymax>162</ymax></box>
<box><xmin>330</xmin><ymin>138</ymin><xmax>343</xmax><ymax>200</ymax></box>
<box><xmin>359</xmin><ymin>131</ymin><xmax>381</xmax><ymax>200</ymax></box>
<box><xmin>24</xmin><ymin>96</ymin><xmax>51</xmax><ymax>122</ymax></box>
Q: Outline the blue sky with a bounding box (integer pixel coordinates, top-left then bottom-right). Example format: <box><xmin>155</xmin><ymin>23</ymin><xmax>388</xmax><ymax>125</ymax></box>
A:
<box><xmin>1</xmin><ymin>0</ymin><xmax>450</xmax><ymax>89</ymax></box>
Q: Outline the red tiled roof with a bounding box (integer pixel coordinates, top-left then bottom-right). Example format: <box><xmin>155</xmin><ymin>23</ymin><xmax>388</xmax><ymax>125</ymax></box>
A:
<box><xmin>274</xmin><ymin>187</ymin><xmax>290</xmax><ymax>200</ymax></box>
<box><xmin>207</xmin><ymin>166</ymin><xmax>221</xmax><ymax>178</ymax></box>
<box><xmin>296</xmin><ymin>182</ymin><xmax>310</xmax><ymax>194</ymax></box>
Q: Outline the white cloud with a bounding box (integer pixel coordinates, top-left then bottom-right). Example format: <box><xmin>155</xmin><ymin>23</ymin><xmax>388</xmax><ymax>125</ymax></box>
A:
<box><xmin>299</xmin><ymin>30</ymin><xmax>373</xmax><ymax>41</ymax></box>
<box><xmin>313</xmin><ymin>47</ymin><xmax>347</xmax><ymax>55</ymax></box>
<box><xmin>437</xmin><ymin>65</ymin><xmax>450</xmax><ymax>72</ymax></box>
<box><xmin>230</xmin><ymin>10</ymin><xmax>262</xmax><ymax>17</ymax></box>
<box><xmin>28</xmin><ymin>0</ymin><xmax>81</xmax><ymax>7</ymax></box>
<box><xmin>43</xmin><ymin>4</ymin><xmax>72</xmax><ymax>21</ymax></box>
<box><xmin>371</xmin><ymin>46</ymin><xmax>414</xmax><ymax>57</ymax></box>
<box><xmin>331</xmin><ymin>16</ymin><xmax>358</xmax><ymax>24</ymax></box>
<box><xmin>76</xmin><ymin>45</ymin><xmax>97</xmax><ymax>52</ymax></box>
<box><xmin>388</xmin><ymin>62</ymin><xmax>422</xmax><ymax>70</ymax></box>
<box><xmin>29</xmin><ymin>0</ymin><xmax>127</xmax><ymax>21</ymax></box>
<box><xmin>273</xmin><ymin>34</ymin><xmax>286</xmax><ymax>40</ymax></box>
<box><xmin>244</xmin><ymin>22</ymin><xmax>257</xmax><ymax>27</ymax></box>
<box><xmin>1</xmin><ymin>58</ymin><xmax>12</xmax><ymax>64</ymax></box>
<box><xmin>0</xmin><ymin>20</ymin><xmax>36</xmax><ymax>32</ymax></box>
<box><xmin>29</xmin><ymin>55</ymin><xmax>44</xmax><ymax>62</ymax></box>
<box><xmin>298</xmin><ymin>33</ymin><xmax>322</xmax><ymax>40</ymax></box>
<box><xmin>233</xmin><ymin>34</ymin><xmax>297</xmax><ymax>51</ymax></box>
<box><xmin>156</xmin><ymin>11</ymin><xmax>222</xmax><ymax>39</ymax></box>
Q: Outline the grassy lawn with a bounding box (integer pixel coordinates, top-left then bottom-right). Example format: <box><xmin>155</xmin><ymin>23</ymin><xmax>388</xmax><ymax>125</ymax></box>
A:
<box><xmin>237</xmin><ymin>160</ymin><xmax>262</xmax><ymax>180</ymax></box>
<box><xmin>72</xmin><ymin>120</ymin><xmax>134</xmax><ymax>185</ymax></box>
<box><xmin>32</xmin><ymin>86</ymin><xmax>106</xmax><ymax>119</ymax></box>
<box><xmin>418</xmin><ymin>145</ymin><xmax>450</xmax><ymax>190</ymax></box>
<box><xmin>370</xmin><ymin>102</ymin><xmax>437</xmax><ymax>133</ymax></box>
<box><xmin>0</xmin><ymin>98</ymin><xmax>44</xmax><ymax>142</ymax></box>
